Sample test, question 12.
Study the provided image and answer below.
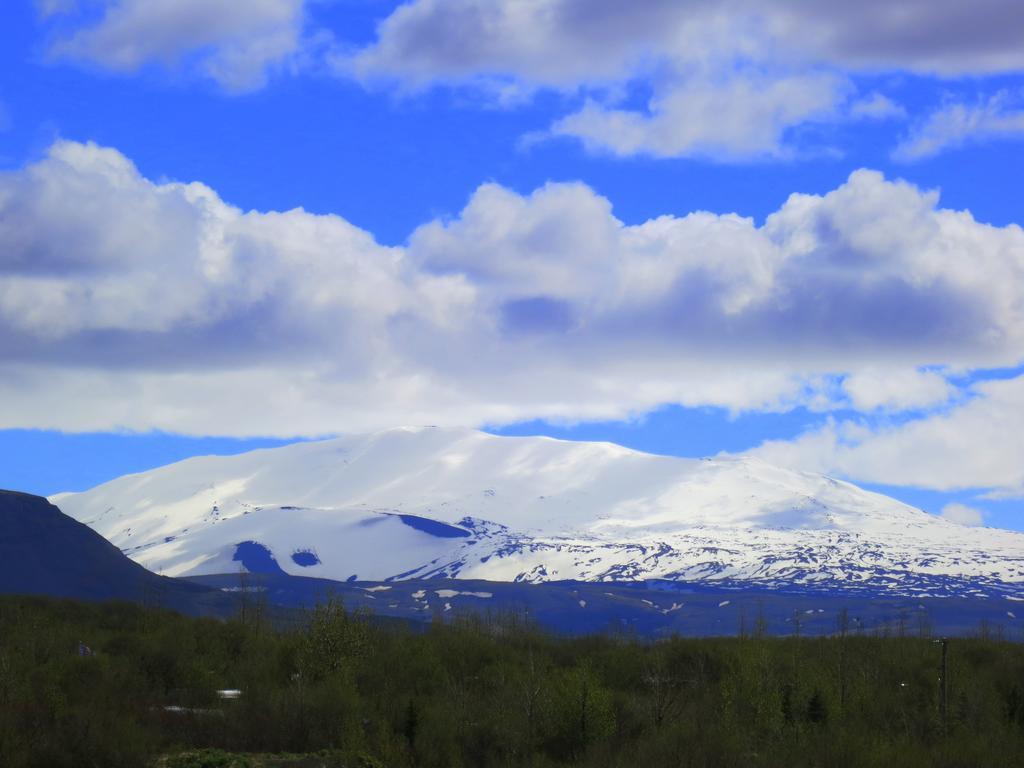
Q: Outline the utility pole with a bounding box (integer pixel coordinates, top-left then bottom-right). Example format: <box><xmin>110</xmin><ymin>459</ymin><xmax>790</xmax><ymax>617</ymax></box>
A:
<box><xmin>933</xmin><ymin>637</ymin><xmax>948</xmax><ymax>736</ymax></box>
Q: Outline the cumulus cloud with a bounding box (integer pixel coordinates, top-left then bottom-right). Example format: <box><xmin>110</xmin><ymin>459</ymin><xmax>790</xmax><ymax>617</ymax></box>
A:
<box><xmin>415</xmin><ymin>170</ymin><xmax>1024</xmax><ymax>372</ymax></box>
<box><xmin>342</xmin><ymin>0</ymin><xmax>847</xmax><ymax>158</ymax></box>
<box><xmin>1</xmin><ymin>141</ymin><xmax>1024</xmax><ymax>438</ymax></box>
<box><xmin>342</xmin><ymin>0</ymin><xmax>697</xmax><ymax>89</ymax></box>
<box><xmin>42</xmin><ymin>0</ymin><xmax>307</xmax><ymax>91</ymax></box>
<box><xmin>893</xmin><ymin>91</ymin><xmax>1024</xmax><ymax>161</ymax></box>
<box><xmin>550</xmin><ymin>71</ymin><xmax>845</xmax><ymax>160</ymax></box>
<box><xmin>38</xmin><ymin>1</ymin><xmax>1024</xmax><ymax>157</ymax></box>
<box><xmin>338</xmin><ymin>0</ymin><xmax>1024</xmax><ymax>158</ymax></box>
<box><xmin>940</xmin><ymin>502</ymin><xmax>986</xmax><ymax>527</ymax></box>
<box><xmin>842</xmin><ymin>369</ymin><xmax>955</xmax><ymax>412</ymax></box>
<box><xmin>749</xmin><ymin>375</ymin><xmax>1024</xmax><ymax>497</ymax></box>
<box><xmin>348</xmin><ymin>1</ymin><xmax>1024</xmax><ymax>86</ymax></box>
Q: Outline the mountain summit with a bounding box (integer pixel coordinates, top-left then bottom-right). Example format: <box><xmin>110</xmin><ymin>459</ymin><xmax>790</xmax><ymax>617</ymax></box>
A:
<box><xmin>53</xmin><ymin>427</ymin><xmax>1024</xmax><ymax>596</ymax></box>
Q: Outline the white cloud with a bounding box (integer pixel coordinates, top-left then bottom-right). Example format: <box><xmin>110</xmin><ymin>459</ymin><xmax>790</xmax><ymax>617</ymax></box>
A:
<box><xmin>550</xmin><ymin>71</ymin><xmax>845</xmax><ymax>159</ymax></box>
<box><xmin>893</xmin><ymin>91</ymin><xmax>1024</xmax><ymax>161</ymax></box>
<box><xmin>749</xmin><ymin>375</ymin><xmax>1024</xmax><ymax>497</ymax></box>
<box><xmin>338</xmin><ymin>0</ymin><xmax>1024</xmax><ymax>158</ymax></box>
<box><xmin>342</xmin><ymin>1</ymin><xmax>846</xmax><ymax>159</ymax></box>
<box><xmin>1</xmin><ymin>141</ymin><xmax>1024</xmax><ymax>438</ymax></box>
<box><xmin>842</xmin><ymin>368</ymin><xmax>955</xmax><ymax>412</ymax></box>
<box><xmin>44</xmin><ymin>0</ymin><xmax>307</xmax><ymax>91</ymax></box>
<box><xmin>342</xmin><ymin>0</ymin><xmax>697</xmax><ymax>89</ymax></box>
<box><xmin>940</xmin><ymin>502</ymin><xmax>986</xmax><ymax>527</ymax></box>
<box><xmin>348</xmin><ymin>1</ymin><xmax>1024</xmax><ymax>86</ymax></box>
<box><xmin>765</xmin><ymin>0</ymin><xmax>1024</xmax><ymax>76</ymax></box>
<box><xmin>38</xmin><ymin>1</ymin><xmax>1024</xmax><ymax>159</ymax></box>
<box><xmin>848</xmin><ymin>92</ymin><xmax>906</xmax><ymax>121</ymax></box>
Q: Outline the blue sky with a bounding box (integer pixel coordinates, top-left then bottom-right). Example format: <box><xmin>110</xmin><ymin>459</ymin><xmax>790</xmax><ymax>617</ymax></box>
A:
<box><xmin>1</xmin><ymin>1</ymin><xmax>1023</xmax><ymax>530</ymax></box>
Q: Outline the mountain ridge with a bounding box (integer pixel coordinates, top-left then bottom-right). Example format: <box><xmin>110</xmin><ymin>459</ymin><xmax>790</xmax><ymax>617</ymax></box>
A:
<box><xmin>0</xmin><ymin>489</ymin><xmax>232</xmax><ymax>614</ymax></box>
<box><xmin>52</xmin><ymin>427</ymin><xmax>1024</xmax><ymax>597</ymax></box>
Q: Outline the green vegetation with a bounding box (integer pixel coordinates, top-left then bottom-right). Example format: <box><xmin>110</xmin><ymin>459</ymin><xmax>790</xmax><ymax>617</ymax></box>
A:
<box><xmin>1</xmin><ymin>594</ymin><xmax>1023</xmax><ymax>767</ymax></box>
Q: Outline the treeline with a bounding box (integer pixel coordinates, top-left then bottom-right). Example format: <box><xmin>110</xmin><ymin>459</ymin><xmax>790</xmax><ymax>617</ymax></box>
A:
<box><xmin>1</xmin><ymin>594</ymin><xmax>1023</xmax><ymax>768</ymax></box>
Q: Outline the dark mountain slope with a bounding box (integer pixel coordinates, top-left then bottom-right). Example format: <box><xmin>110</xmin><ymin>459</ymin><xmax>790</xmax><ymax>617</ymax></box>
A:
<box><xmin>0</xmin><ymin>489</ymin><xmax>232</xmax><ymax>616</ymax></box>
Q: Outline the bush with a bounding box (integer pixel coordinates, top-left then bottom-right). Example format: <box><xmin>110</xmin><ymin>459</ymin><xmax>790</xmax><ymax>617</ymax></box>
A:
<box><xmin>1</xmin><ymin>595</ymin><xmax>1022</xmax><ymax>767</ymax></box>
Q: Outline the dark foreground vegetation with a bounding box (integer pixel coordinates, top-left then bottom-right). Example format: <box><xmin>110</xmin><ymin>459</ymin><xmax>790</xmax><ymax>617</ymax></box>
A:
<box><xmin>1</xmin><ymin>595</ymin><xmax>1023</xmax><ymax>768</ymax></box>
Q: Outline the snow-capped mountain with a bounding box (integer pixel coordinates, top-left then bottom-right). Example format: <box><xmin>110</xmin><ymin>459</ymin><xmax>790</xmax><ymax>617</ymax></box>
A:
<box><xmin>53</xmin><ymin>427</ymin><xmax>1024</xmax><ymax>596</ymax></box>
